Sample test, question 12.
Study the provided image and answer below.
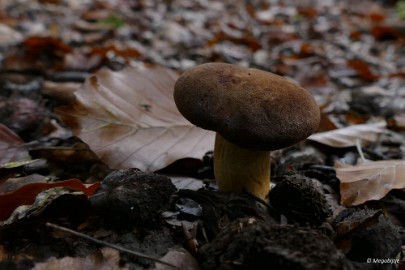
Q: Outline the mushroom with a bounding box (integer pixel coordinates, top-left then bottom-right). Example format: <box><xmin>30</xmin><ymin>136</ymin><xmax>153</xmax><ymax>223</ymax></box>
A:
<box><xmin>173</xmin><ymin>63</ymin><xmax>320</xmax><ymax>200</ymax></box>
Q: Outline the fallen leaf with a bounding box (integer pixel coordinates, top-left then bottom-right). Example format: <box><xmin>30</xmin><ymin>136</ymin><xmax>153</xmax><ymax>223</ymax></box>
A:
<box><xmin>0</xmin><ymin>173</ymin><xmax>49</xmax><ymax>194</ymax></box>
<box><xmin>297</xmin><ymin>7</ymin><xmax>318</xmax><ymax>19</ymax></box>
<box><xmin>308</xmin><ymin>122</ymin><xmax>386</xmax><ymax>148</ymax></box>
<box><xmin>0</xmin><ymin>160</ymin><xmax>43</xmax><ymax>183</ymax></box>
<box><xmin>336</xmin><ymin>160</ymin><xmax>405</xmax><ymax>206</ymax></box>
<box><xmin>42</xmin><ymin>81</ymin><xmax>79</xmax><ymax>105</ymax></box>
<box><xmin>33</xmin><ymin>142</ymin><xmax>102</xmax><ymax>166</ymax></box>
<box><xmin>23</xmin><ymin>36</ymin><xmax>72</xmax><ymax>55</ymax></box>
<box><xmin>0</xmin><ymin>24</ymin><xmax>23</xmax><ymax>47</ymax></box>
<box><xmin>2</xmin><ymin>36</ymin><xmax>72</xmax><ymax>72</ymax></box>
<box><xmin>0</xmin><ymin>123</ymin><xmax>30</xmax><ymax>164</ymax></box>
<box><xmin>33</xmin><ymin>247</ymin><xmax>127</xmax><ymax>270</ymax></box>
<box><xmin>372</xmin><ymin>25</ymin><xmax>401</xmax><ymax>41</ymax></box>
<box><xmin>347</xmin><ymin>59</ymin><xmax>378</xmax><ymax>81</ymax></box>
<box><xmin>317</xmin><ymin>112</ymin><xmax>337</xmax><ymax>132</ymax></box>
<box><xmin>56</xmin><ymin>65</ymin><xmax>215</xmax><ymax>171</ymax></box>
<box><xmin>387</xmin><ymin>113</ymin><xmax>405</xmax><ymax>131</ymax></box>
<box><xmin>334</xmin><ymin>209</ymin><xmax>383</xmax><ymax>253</ymax></box>
<box><xmin>0</xmin><ymin>97</ymin><xmax>49</xmax><ymax>141</ymax></box>
<box><xmin>155</xmin><ymin>248</ymin><xmax>200</xmax><ymax>270</ymax></box>
<box><xmin>170</xmin><ymin>176</ymin><xmax>204</xmax><ymax>191</ymax></box>
<box><xmin>89</xmin><ymin>45</ymin><xmax>141</xmax><ymax>63</ymax></box>
<box><xmin>367</xmin><ymin>11</ymin><xmax>385</xmax><ymax>22</ymax></box>
<box><xmin>0</xmin><ymin>179</ymin><xmax>100</xmax><ymax>221</ymax></box>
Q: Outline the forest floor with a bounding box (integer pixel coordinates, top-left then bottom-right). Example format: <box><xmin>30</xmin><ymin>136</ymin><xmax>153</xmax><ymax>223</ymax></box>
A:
<box><xmin>1</xmin><ymin>0</ymin><xmax>405</xmax><ymax>269</ymax></box>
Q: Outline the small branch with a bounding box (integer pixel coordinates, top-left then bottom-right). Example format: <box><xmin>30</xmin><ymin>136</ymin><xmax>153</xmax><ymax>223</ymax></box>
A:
<box><xmin>46</xmin><ymin>222</ymin><xmax>182</xmax><ymax>270</ymax></box>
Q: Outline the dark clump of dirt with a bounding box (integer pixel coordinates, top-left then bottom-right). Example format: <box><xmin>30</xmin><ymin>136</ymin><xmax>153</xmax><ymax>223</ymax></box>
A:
<box><xmin>269</xmin><ymin>174</ymin><xmax>331</xmax><ymax>226</ymax></box>
<box><xmin>333</xmin><ymin>208</ymin><xmax>401</xmax><ymax>267</ymax></box>
<box><xmin>198</xmin><ymin>221</ymin><xmax>349</xmax><ymax>270</ymax></box>
<box><xmin>348</xmin><ymin>91</ymin><xmax>384</xmax><ymax>117</ymax></box>
<box><xmin>90</xmin><ymin>169</ymin><xmax>177</xmax><ymax>229</ymax></box>
<box><xmin>177</xmin><ymin>189</ymin><xmax>276</xmax><ymax>239</ymax></box>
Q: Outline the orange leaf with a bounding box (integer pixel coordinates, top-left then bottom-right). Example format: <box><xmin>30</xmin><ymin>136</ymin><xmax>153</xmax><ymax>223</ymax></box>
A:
<box><xmin>347</xmin><ymin>59</ymin><xmax>378</xmax><ymax>81</ymax></box>
<box><xmin>336</xmin><ymin>160</ymin><xmax>405</xmax><ymax>206</ymax></box>
<box><xmin>317</xmin><ymin>112</ymin><xmax>337</xmax><ymax>133</ymax></box>
<box><xmin>372</xmin><ymin>25</ymin><xmax>401</xmax><ymax>41</ymax></box>
<box><xmin>0</xmin><ymin>179</ymin><xmax>100</xmax><ymax>221</ymax></box>
<box><xmin>23</xmin><ymin>36</ymin><xmax>72</xmax><ymax>58</ymax></box>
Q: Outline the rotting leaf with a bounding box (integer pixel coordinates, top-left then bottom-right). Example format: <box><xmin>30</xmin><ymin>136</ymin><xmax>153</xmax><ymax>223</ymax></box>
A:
<box><xmin>55</xmin><ymin>65</ymin><xmax>215</xmax><ymax>171</ymax></box>
<box><xmin>308</xmin><ymin>122</ymin><xmax>386</xmax><ymax>148</ymax></box>
<box><xmin>0</xmin><ymin>179</ymin><xmax>100</xmax><ymax>221</ymax></box>
<box><xmin>336</xmin><ymin>160</ymin><xmax>405</xmax><ymax>206</ymax></box>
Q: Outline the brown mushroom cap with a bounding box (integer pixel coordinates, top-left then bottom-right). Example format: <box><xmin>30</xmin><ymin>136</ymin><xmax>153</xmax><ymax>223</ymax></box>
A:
<box><xmin>174</xmin><ymin>62</ymin><xmax>320</xmax><ymax>151</ymax></box>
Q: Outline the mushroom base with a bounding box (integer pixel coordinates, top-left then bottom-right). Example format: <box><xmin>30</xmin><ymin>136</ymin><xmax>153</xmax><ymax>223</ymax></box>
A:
<box><xmin>214</xmin><ymin>134</ymin><xmax>271</xmax><ymax>200</ymax></box>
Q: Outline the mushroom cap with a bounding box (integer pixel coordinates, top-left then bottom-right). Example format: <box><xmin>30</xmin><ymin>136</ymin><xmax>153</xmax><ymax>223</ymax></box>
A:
<box><xmin>174</xmin><ymin>62</ymin><xmax>320</xmax><ymax>151</ymax></box>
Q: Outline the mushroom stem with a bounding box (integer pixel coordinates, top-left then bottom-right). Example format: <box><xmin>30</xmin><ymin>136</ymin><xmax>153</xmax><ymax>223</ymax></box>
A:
<box><xmin>214</xmin><ymin>133</ymin><xmax>271</xmax><ymax>200</ymax></box>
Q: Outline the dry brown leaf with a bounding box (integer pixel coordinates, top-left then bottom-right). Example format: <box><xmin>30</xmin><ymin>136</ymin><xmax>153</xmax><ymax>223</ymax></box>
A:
<box><xmin>56</xmin><ymin>66</ymin><xmax>215</xmax><ymax>171</ymax></box>
<box><xmin>336</xmin><ymin>160</ymin><xmax>405</xmax><ymax>206</ymax></box>
<box><xmin>42</xmin><ymin>81</ymin><xmax>79</xmax><ymax>105</ymax></box>
<box><xmin>308</xmin><ymin>122</ymin><xmax>386</xmax><ymax>148</ymax></box>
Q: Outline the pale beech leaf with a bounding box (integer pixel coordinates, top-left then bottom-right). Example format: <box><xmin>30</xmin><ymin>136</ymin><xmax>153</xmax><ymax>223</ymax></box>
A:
<box><xmin>56</xmin><ymin>66</ymin><xmax>215</xmax><ymax>171</ymax></box>
<box><xmin>308</xmin><ymin>122</ymin><xmax>386</xmax><ymax>148</ymax></box>
<box><xmin>335</xmin><ymin>160</ymin><xmax>405</xmax><ymax>206</ymax></box>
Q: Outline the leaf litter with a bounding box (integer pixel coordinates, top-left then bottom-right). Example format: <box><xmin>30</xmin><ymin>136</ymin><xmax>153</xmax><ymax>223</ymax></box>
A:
<box><xmin>0</xmin><ymin>0</ymin><xmax>405</xmax><ymax>269</ymax></box>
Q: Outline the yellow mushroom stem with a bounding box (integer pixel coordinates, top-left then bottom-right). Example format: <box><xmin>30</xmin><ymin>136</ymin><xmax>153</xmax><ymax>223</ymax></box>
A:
<box><xmin>214</xmin><ymin>133</ymin><xmax>271</xmax><ymax>200</ymax></box>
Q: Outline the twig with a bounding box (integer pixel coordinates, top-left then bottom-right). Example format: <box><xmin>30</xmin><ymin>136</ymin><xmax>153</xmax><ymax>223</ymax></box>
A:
<box><xmin>46</xmin><ymin>222</ymin><xmax>182</xmax><ymax>270</ymax></box>
<box><xmin>355</xmin><ymin>139</ymin><xmax>366</xmax><ymax>163</ymax></box>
